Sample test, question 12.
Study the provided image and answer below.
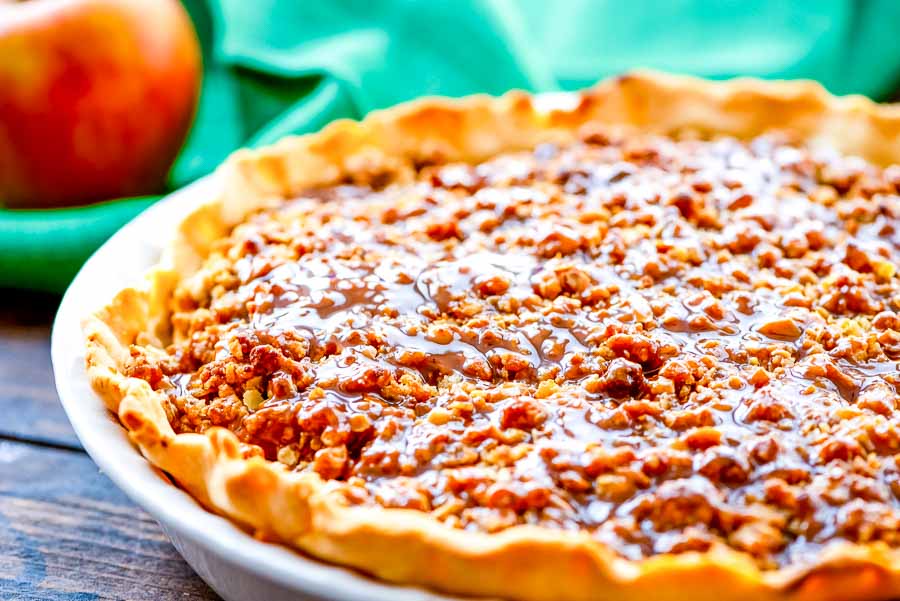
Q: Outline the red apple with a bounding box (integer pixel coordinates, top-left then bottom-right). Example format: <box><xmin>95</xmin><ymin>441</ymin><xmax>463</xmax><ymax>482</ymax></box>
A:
<box><xmin>0</xmin><ymin>0</ymin><xmax>201</xmax><ymax>208</ymax></box>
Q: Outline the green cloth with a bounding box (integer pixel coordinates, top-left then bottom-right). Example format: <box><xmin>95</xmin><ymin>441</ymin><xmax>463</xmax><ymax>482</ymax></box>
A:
<box><xmin>4</xmin><ymin>0</ymin><xmax>900</xmax><ymax>292</ymax></box>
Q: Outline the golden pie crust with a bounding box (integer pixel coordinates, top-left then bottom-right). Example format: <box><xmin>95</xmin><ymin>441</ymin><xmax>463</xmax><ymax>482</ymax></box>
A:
<box><xmin>84</xmin><ymin>71</ymin><xmax>900</xmax><ymax>601</ymax></box>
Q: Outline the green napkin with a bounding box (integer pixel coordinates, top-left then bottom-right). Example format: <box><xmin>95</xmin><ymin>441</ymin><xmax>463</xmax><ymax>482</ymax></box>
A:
<box><xmin>4</xmin><ymin>0</ymin><xmax>900</xmax><ymax>292</ymax></box>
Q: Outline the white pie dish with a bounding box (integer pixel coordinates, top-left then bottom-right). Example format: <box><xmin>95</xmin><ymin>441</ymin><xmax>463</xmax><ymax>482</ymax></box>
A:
<box><xmin>51</xmin><ymin>69</ymin><xmax>900</xmax><ymax>601</ymax></box>
<box><xmin>50</xmin><ymin>174</ymin><xmax>468</xmax><ymax>601</ymax></box>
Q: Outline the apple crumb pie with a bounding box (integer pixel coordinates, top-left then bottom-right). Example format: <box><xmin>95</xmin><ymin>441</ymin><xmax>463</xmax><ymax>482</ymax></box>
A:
<box><xmin>86</xmin><ymin>72</ymin><xmax>900</xmax><ymax>601</ymax></box>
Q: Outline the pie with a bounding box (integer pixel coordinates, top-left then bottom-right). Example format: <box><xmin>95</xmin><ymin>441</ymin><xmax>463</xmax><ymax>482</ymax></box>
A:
<box><xmin>85</xmin><ymin>71</ymin><xmax>900</xmax><ymax>601</ymax></box>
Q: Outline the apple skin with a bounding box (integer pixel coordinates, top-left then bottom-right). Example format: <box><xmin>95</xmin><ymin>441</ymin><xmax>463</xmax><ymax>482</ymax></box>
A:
<box><xmin>0</xmin><ymin>0</ymin><xmax>201</xmax><ymax>208</ymax></box>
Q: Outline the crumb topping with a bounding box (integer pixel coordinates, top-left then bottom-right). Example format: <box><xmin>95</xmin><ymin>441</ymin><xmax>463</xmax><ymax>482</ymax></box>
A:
<box><xmin>127</xmin><ymin>127</ymin><xmax>900</xmax><ymax>568</ymax></box>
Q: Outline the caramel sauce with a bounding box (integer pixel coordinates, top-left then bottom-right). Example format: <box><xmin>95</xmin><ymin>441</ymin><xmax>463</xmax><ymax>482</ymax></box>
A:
<box><xmin>132</xmin><ymin>129</ymin><xmax>900</xmax><ymax>568</ymax></box>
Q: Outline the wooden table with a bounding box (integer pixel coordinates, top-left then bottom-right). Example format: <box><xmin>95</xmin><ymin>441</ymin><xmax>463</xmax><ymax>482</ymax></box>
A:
<box><xmin>0</xmin><ymin>289</ymin><xmax>219</xmax><ymax>600</ymax></box>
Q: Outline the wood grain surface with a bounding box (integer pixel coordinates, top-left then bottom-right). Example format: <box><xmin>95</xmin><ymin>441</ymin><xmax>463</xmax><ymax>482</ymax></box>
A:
<box><xmin>0</xmin><ymin>289</ymin><xmax>219</xmax><ymax>601</ymax></box>
<box><xmin>0</xmin><ymin>290</ymin><xmax>78</xmax><ymax>449</ymax></box>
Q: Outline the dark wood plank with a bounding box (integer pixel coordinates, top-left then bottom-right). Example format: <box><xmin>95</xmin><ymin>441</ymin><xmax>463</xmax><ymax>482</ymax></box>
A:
<box><xmin>0</xmin><ymin>288</ymin><xmax>80</xmax><ymax>448</ymax></box>
<box><xmin>0</xmin><ymin>439</ymin><xmax>219</xmax><ymax>601</ymax></box>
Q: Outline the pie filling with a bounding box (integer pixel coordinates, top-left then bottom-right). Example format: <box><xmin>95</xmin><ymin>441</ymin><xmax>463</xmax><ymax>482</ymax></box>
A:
<box><xmin>127</xmin><ymin>127</ymin><xmax>900</xmax><ymax>569</ymax></box>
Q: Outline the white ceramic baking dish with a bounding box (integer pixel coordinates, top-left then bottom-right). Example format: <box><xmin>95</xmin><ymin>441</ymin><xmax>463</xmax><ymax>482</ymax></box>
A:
<box><xmin>50</xmin><ymin>175</ymin><xmax>471</xmax><ymax>601</ymax></box>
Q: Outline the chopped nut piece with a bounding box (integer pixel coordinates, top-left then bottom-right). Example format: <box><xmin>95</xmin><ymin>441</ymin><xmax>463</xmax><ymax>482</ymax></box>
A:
<box><xmin>312</xmin><ymin>446</ymin><xmax>348</xmax><ymax>479</ymax></box>
<box><xmin>349</xmin><ymin>413</ymin><xmax>373</xmax><ymax>432</ymax></box>
<box><xmin>277</xmin><ymin>445</ymin><xmax>300</xmax><ymax>467</ymax></box>
<box><xmin>427</xmin><ymin>407</ymin><xmax>453</xmax><ymax>426</ymax></box>
<box><xmin>599</xmin><ymin>358</ymin><xmax>646</xmax><ymax>399</ymax></box>
<box><xmin>729</xmin><ymin>522</ymin><xmax>785</xmax><ymax>556</ymax></box>
<box><xmin>242</xmin><ymin>389</ymin><xmax>264</xmax><ymax>411</ymax></box>
<box><xmin>499</xmin><ymin>398</ymin><xmax>547</xmax><ymax>431</ymax></box>
<box><xmin>682</xmin><ymin>427</ymin><xmax>722</xmax><ymax>450</ymax></box>
<box><xmin>756</xmin><ymin>317</ymin><xmax>802</xmax><ymax>340</ymax></box>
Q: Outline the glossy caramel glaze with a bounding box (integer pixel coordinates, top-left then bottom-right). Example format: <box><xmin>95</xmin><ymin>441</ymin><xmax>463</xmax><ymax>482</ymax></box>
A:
<box><xmin>127</xmin><ymin>127</ymin><xmax>900</xmax><ymax>568</ymax></box>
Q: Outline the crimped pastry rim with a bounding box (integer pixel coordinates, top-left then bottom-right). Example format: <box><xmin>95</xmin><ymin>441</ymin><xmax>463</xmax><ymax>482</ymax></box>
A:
<box><xmin>83</xmin><ymin>71</ymin><xmax>900</xmax><ymax>601</ymax></box>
